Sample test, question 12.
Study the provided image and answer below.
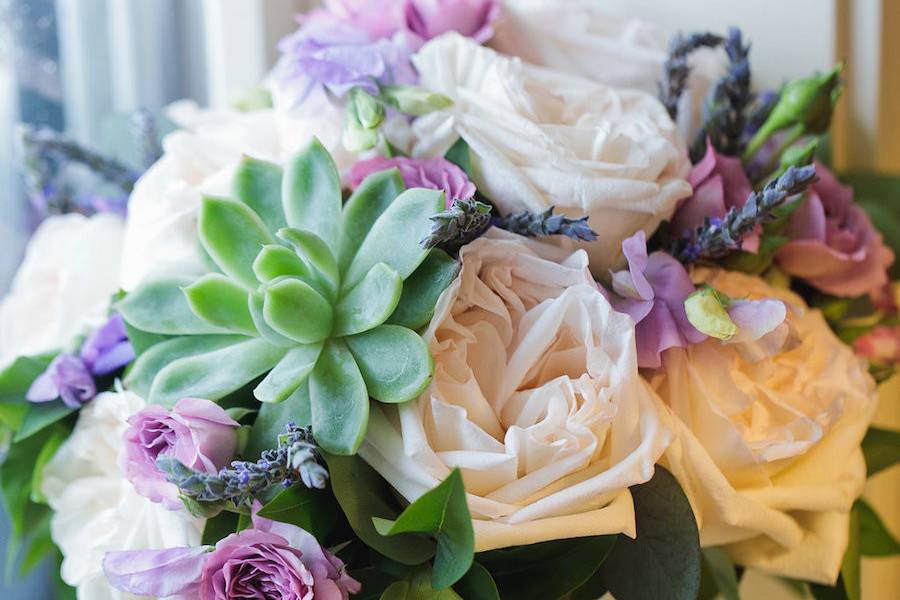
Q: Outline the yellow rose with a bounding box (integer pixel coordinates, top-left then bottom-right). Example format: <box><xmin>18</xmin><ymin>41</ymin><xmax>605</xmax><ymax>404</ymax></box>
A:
<box><xmin>360</xmin><ymin>232</ymin><xmax>671</xmax><ymax>551</ymax></box>
<box><xmin>651</xmin><ymin>269</ymin><xmax>878</xmax><ymax>583</ymax></box>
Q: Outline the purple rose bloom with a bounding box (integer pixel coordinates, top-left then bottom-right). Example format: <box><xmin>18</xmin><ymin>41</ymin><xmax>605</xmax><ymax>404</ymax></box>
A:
<box><xmin>103</xmin><ymin>503</ymin><xmax>361</xmax><ymax>600</ymax></box>
<box><xmin>80</xmin><ymin>314</ymin><xmax>135</xmax><ymax>376</ymax></box>
<box><xmin>26</xmin><ymin>354</ymin><xmax>96</xmax><ymax>408</ymax></box>
<box><xmin>776</xmin><ymin>163</ymin><xmax>895</xmax><ymax>297</ymax></box>
<box><xmin>405</xmin><ymin>0</ymin><xmax>501</xmax><ymax>43</ymax></box>
<box><xmin>672</xmin><ymin>140</ymin><xmax>759</xmax><ymax>252</ymax></box>
<box><xmin>122</xmin><ymin>397</ymin><xmax>239</xmax><ymax>510</ymax></box>
<box><xmin>348</xmin><ymin>155</ymin><xmax>475</xmax><ymax>206</ymax></box>
<box><xmin>323</xmin><ymin>0</ymin><xmax>406</xmax><ymax>39</ymax></box>
<box><xmin>603</xmin><ymin>231</ymin><xmax>706</xmax><ymax>368</ymax></box>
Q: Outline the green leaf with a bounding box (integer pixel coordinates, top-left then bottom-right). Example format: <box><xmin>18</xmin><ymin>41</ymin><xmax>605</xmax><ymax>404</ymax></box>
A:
<box><xmin>122</xmin><ymin>321</ymin><xmax>170</xmax><ymax>356</ymax></box>
<box><xmin>339</xmin><ymin>168</ymin><xmax>405</xmax><ymax>272</ymax></box>
<box><xmin>333</xmin><ymin>263</ymin><xmax>403</xmax><ymax>337</ymax></box>
<box><xmin>700</xmin><ymin>547</ymin><xmax>740</xmax><ymax>600</ymax></box>
<box><xmin>257</xmin><ymin>485</ymin><xmax>338</xmax><ymax>541</ymax></box>
<box><xmin>184</xmin><ymin>274</ymin><xmax>257</xmax><ymax>335</ymax></box>
<box><xmin>373</xmin><ymin>469</ymin><xmax>473</xmax><ymax>589</ymax></box>
<box><xmin>479</xmin><ymin>536</ymin><xmax>616</xmax><ymax>600</ymax></box>
<box><xmin>323</xmin><ymin>452</ymin><xmax>435</xmax><ymax>564</ymax></box>
<box><xmin>248</xmin><ymin>292</ymin><xmax>298</xmax><ymax>348</ymax></box>
<box><xmin>233</xmin><ymin>156</ymin><xmax>287</xmax><ymax>235</ymax></box>
<box><xmin>0</xmin><ymin>355</ymin><xmax>53</xmax><ymax>404</ymax></box>
<box><xmin>14</xmin><ymin>402</ymin><xmax>75</xmax><ymax>443</ymax></box>
<box><xmin>277</xmin><ymin>228</ymin><xmax>340</xmax><ymax>301</ymax></box>
<box><xmin>309</xmin><ymin>340</ymin><xmax>369</xmax><ymax>455</ymax></box>
<box><xmin>453</xmin><ymin>562</ymin><xmax>499</xmax><ymax>600</ymax></box>
<box><xmin>856</xmin><ymin>498</ymin><xmax>900</xmax><ymax>556</ymax></box>
<box><xmin>125</xmin><ymin>335</ymin><xmax>246</xmax><ymax>398</ymax></box>
<box><xmin>841</xmin><ymin>501</ymin><xmax>862</xmax><ymax>600</ymax></box>
<box><xmin>345</xmin><ymin>325</ymin><xmax>433</xmax><ymax>404</ymax></box>
<box><xmin>571</xmin><ymin>570</ymin><xmax>607</xmax><ymax>600</ymax></box>
<box><xmin>379</xmin><ymin>84</ymin><xmax>454</xmax><ymax>116</ymax></box>
<box><xmin>202</xmin><ymin>511</ymin><xmax>239</xmax><ymax>545</ymax></box>
<box><xmin>599</xmin><ymin>466</ymin><xmax>701</xmax><ymax>600</ymax></box>
<box><xmin>225</xmin><ymin>407</ymin><xmax>257</xmax><ymax>422</ymax></box>
<box><xmin>253</xmin><ymin>244</ymin><xmax>310</xmax><ymax>283</ymax></box>
<box><xmin>381</xmin><ymin>566</ymin><xmax>464</xmax><ymax>600</ymax></box>
<box><xmin>149</xmin><ymin>338</ymin><xmax>287</xmax><ymax>407</ymax></box>
<box><xmin>30</xmin><ymin>428</ymin><xmax>67</xmax><ymax>504</ymax></box>
<box><xmin>444</xmin><ymin>138</ymin><xmax>473</xmax><ymax>181</ymax></box>
<box><xmin>861</xmin><ymin>426</ymin><xmax>900</xmax><ymax>476</ymax></box>
<box><xmin>253</xmin><ymin>343</ymin><xmax>323</xmax><ymax>403</ymax></box>
<box><xmin>199</xmin><ymin>195</ymin><xmax>275</xmax><ymax>288</ymax></box>
<box><xmin>117</xmin><ymin>277</ymin><xmax>228</xmax><ymax>335</ymax></box>
<box><xmin>343</xmin><ymin>188</ymin><xmax>445</xmax><ymax>291</ymax></box>
<box><xmin>282</xmin><ymin>137</ymin><xmax>343</xmax><ymax>257</ymax></box>
<box><xmin>0</xmin><ymin>402</ymin><xmax>28</xmax><ymax>430</ymax></box>
<box><xmin>247</xmin><ymin>382</ymin><xmax>311</xmax><ymax>459</ymax></box>
<box><xmin>19</xmin><ymin>512</ymin><xmax>54</xmax><ymax>575</ymax></box>
<box><xmin>263</xmin><ymin>278</ymin><xmax>334</xmax><ymax>344</ymax></box>
<box><xmin>387</xmin><ymin>249</ymin><xmax>459</xmax><ymax>330</ymax></box>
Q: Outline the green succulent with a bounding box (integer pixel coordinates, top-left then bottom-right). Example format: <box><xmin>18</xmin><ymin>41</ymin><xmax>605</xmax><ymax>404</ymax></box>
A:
<box><xmin>117</xmin><ymin>138</ymin><xmax>459</xmax><ymax>455</ymax></box>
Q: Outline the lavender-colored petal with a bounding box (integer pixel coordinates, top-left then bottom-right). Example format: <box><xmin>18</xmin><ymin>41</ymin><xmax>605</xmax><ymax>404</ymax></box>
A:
<box><xmin>89</xmin><ymin>340</ymin><xmax>136</xmax><ymax>376</ymax></box>
<box><xmin>618</xmin><ymin>232</ymin><xmax>654</xmax><ymax>300</ymax></box>
<box><xmin>25</xmin><ymin>370</ymin><xmax>60</xmax><ymax>403</ymax></box>
<box><xmin>726</xmin><ymin>299</ymin><xmax>787</xmax><ymax>344</ymax></box>
<box><xmin>26</xmin><ymin>354</ymin><xmax>95</xmax><ymax>407</ymax></box>
<box><xmin>103</xmin><ymin>546</ymin><xmax>209</xmax><ymax>597</ymax></box>
<box><xmin>81</xmin><ymin>314</ymin><xmax>134</xmax><ymax>376</ymax></box>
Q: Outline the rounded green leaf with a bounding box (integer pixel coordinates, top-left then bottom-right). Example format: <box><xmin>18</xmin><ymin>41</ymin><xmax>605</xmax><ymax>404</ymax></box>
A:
<box><xmin>184</xmin><ymin>274</ymin><xmax>257</xmax><ymax>335</ymax></box>
<box><xmin>199</xmin><ymin>196</ymin><xmax>274</xmax><ymax>288</ymax></box>
<box><xmin>253</xmin><ymin>343</ymin><xmax>323</xmax><ymax>404</ymax></box>
<box><xmin>333</xmin><ymin>263</ymin><xmax>402</xmax><ymax>337</ymax></box>
<box><xmin>117</xmin><ymin>277</ymin><xmax>228</xmax><ymax>335</ymax></box>
<box><xmin>343</xmin><ymin>188</ymin><xmax>445</xmax><ymax>290</ymax></box>
<box><xmin>248</xmin><ymin>292</ymin><xmax>298</xmax><ymax>347</ymax></box>
<box><xmin>282</xmin><ymin>137</ymin><xmax>343</xmax><ymax>257</ymax></box>
<box><xmin>253</xmin><ymin>245</ymin><xmax>310</xmax><ymax>283</ymax></box>
<box><xmin>263</xmin><ymin>278</ymin><xmax>333</xmax><ymax>344</ymax></box>
<box><xmin>345</xmin><ymin>325</ymin><xmax>433</xmax><ymax>403</ymax></box>
<box><xmin>309</xmin><ymin>340</ymin><xmax>369</xmax><ymax>455</ymax></box>
<box><xmin>277</xmin><ymin>228</ymin><xmax>339</xmax><ymax>301</ymax></box>
<box><xmin>387</xmin><ymin>249</ymin><xmax>460</xmax><ymax>330</ymax></box>
<box><xmin>233</xmin><ymin>156</ymin><xmax>286</xmax><ymax>235</ymax></box>
<box><xmin>338</xmin><ymin>167</ymin><xmax>405</xmax><ymax>272</ymax></box>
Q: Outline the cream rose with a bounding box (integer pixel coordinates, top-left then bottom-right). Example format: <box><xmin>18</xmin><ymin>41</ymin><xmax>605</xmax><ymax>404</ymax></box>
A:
<box><xmin>0</xmin><ymin>213</ymin><xmax>125</xmax><ymax>370</ymax></box>
<box><xmin>359</xmin><ymin>232</ymin><xmax>671</xmax><ymax>551</ymax></box>
<box><xmin>410</xmin><ymin>33</ymin><xmax>693</xmax><ymax>275</ymax></box>
<box><xmin>120</xmin><ymin>101</ymin><xmax>350</xmax><ymax>291</ymax></box>
<box><xmin>651</xmin><ymin>269</ymin><xmax>878</xmax><ymax>584</ymax></box>
<box><xmin>42</xmin><ymin>390</ymin><xmax>203</xmax><ymax>600</ymax></box>
<box><xmin>490</xmin><ymin>0</ymin><xmax>721</xmax><ymax>137</ymax></box>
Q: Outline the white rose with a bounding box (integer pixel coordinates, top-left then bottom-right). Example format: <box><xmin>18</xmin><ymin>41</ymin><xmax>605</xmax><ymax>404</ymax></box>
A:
<box><xmin>120</xmin><ymin>101</ymin><xmax>350</xmax><ymax>291</ymax></box>
<box><xmin>411</xmin><ymin>34</ymin><xmax>692</xmax><ymax>275</ymax></box>
<box><xmin>42</xmin><ymin>390</ymin><xmax>203</xmax><ymax>600</ymax></box>
<box><xmin>651</xmin><ymin>270</ymin><xmax>877</xmax><ymax>584</ymax></box>
<box><xmin>360</xmin><ymin>232</ymin><xmax>671</xmax><ymax>551</ymax></box>
<box><xmin>490</xmin><ymin>0</ymin><xmax>721</xmax><ymax>137</ymax></box>
<box><xmin>0</xmin><ymin>213</ymin><xmax>124</xmax><ymax>369</ymax></box>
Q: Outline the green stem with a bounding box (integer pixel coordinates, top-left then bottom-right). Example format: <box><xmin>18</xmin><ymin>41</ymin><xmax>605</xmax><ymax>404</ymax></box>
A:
<box><xmin>754</xmin><ymin>124</ymin><xmax>805</xmax><ymax>186</ymax></box>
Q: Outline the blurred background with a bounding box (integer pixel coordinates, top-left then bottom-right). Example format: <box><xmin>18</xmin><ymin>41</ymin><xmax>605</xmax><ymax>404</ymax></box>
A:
<box><xmin>0</xmin><ymin>1</ymin><xmax>897</xmax><ymax>598</ymax></box>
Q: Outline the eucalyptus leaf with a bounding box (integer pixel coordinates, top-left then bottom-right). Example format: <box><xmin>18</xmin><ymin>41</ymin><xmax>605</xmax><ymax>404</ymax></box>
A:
<box><xmin>701</xmin><ymin>547</ymin><xmax>740</xmax><ymax>600</ymax></box>
<box><xmin>14</xmin><ymin>402</ymin><xmax>75</xmax><ymax>443</ymax></box>
<box><xmin>841</xmin><ymin>501</ymin><xmax>861</xmax><ymax>600</ymax></box>
<box><xmin>117</xmin><ymin>277</ymin><xmax>228</xmax><ymax>335</ymax></box>
<box><xmin>861</xmin><ymin>426</ymin><xmax>900</xmax><ymax>476</ymax></box>
<box><xmin>199</xmin><ymin>196</ymin><xmax>275</xmax><ymax>288</ymax></box>
<box><xmin>387</xmin><ymin>249</ymin><xmax>459</xmax><ymax>330</ymax></box>
<box><xmin>253</xmin><ymin>244</ymin><xmax>310</xmax><ymax>283</ymax></box>
<box><xmin>263</xmin><ymin>278</ymin><xmax>334</xmax><ymax>344</ymax></box>
<box><xmin>343</xmin><ymin>188</ymin><xmax>445</xmax><ymax>290</ymax></box>
<box><xmin>373</xmin><ymin>469</ymin><xmax>473</xmax><ymax>589</ymax></box>
<box><xmin>253</xmin><ymin>343</ymin><xmax>323</xmax><ymax>403</ymax></box>
<box><xmin>247</xmin><ymin>382</ymin><xmax>312</xmax><ymax>459</ymax></box>
<box><xmin>0</xmin><ymin>354</ymin><xmax>53</xmax><ymax>403</ymax></box>
<box><xmin>444</xmin><ymin>138</ymin><xmax>474</xmax><ymax>181</ymax></box>
<box><xmin>333</xmin><ymin>263</ymin><xmax>402</xmax><ymax>337</ymax></box>
<box><xmin>381</xmin><ymin>567</ymin><xmax>464</xmax><ymax>600</ymax></box>
<box><xmin>202</xmin><ymin>511</ymin><xmax>239</xmax><ymax>545</ymax></box>
<box><xmin>184</xmin><ymin>273</ymin><xmax>257</xmax><ymax>335</ymax></box>
<box><xmin>340</xmin><ymin>168</ymin><xmax>406</xmax><ymax>272</ymax></box>
<box><xmin>29</xmin><ymin>428</ymin><xmax>67</xmax><ymax>504</ymax></box>
<box><xmin>856</xmin><ymin>498</ymin><xmax>900</xmax><ymax>556</ymax></box>
<box><xmin>257</xmin><ymin>485</ymin><xmax>338</xmax><ymax>540</ymax></box>
<box><xmin>149</xmin><ymin>338</ymin><xmax>287</xmax><ymax>407</ymax></box>
<box><xmin>309</xmin><ymin>340</ymin><xmax>369</xmax><ymax>455</ymax></box>
<box><xmin>233</xmin><ymin>156</ymin><xmax>287</xmax><ymax>235</ymax></box>
<box><xmin>282</xmin><ymin>137</ymin><xmax>343</xmax><ymax>257</ymax></box>
<box><xmin>453</xmin><ymin>562</ymin><xmax>499</xmax><ymax>600</ymax></box>
<box><xmin>345</xmin><ymin>325</ymin><xmax>433</xmax><ymax>404</ymax></box>
<box><xmin>277</xmin><ymin>228</ymin><xmax>340</xmax><ymax>301</ymax></box>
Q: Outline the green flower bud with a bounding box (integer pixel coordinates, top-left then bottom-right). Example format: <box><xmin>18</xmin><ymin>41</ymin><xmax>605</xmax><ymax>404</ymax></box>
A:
<box><xmin>684</xmin><ymin>287</ymin><xmax>738</xmax><ymax>340</ymax></box>
<box><xmin>342</xmin><ymin>110</ymin><xmax>378</xmax><ymax>153</ymax></box>
<box><xmin>379</xmin><ymin>84</ymin><xmax>453</xmax><ymax>116</ymax></box>
<box><xmin>351</xmin><ymin>88</ymin><xmax>385</xmax><ymax>130</ymax></box>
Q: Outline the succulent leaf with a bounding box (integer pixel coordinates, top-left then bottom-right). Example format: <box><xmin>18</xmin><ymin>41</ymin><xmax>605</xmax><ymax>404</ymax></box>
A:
<box><xmin>282</xmin><ymin>137</ymin><xmax>343</xmax><ymax>257</ymax></box>
<box><xmin>233</xmin><ymin>156</ymin><xmax>287</xmax><ymax>234</ymax></box>
<box><xmin>277</xmin><ymin>228</ymin><xmax>340</xmax><ymax>301</ymax></box>
<box><xmin>333</xmin><ymin>263</ymin><xmax>403</xmax><ymax>337</ymax></box>
<box><xmin>199</xmin><ymin>196</ymin><xmax>274</xmax><ymax>288</ymax></box>
<box><xmin>116</xmin><ymin>276</ymin><xmax>229</xmax><ymax>335</ymax></box>
<box><xmin>184</xmin><ymin>273</ymin><xmax>257</xmax><ymax>335</ymax></box>
<box><xmin>309</xmin><ymin>339</ymin><xmax>369</xmax><ymax>455</ymax></box>
<box><xmin>387</xmin><ymin>249</ymin><xmax>460</xmax><ymax>330</ymax></box>
<box><xmin>262</xmin><ymin>278</ymin><xmax>334</xmax><ymax>344</ymax></box>
<box><xmin>254</xmin><ymin>343</ymin><xmax>324</xmax><ymax>404</ymax></box>
<box><xmin>252</xmin><ymin>244</ymin><xmax>311</xmax><ymax>284</ymax></box>
<box><xmin>345</xmin><ymin>325</ymin><xmax>433</xmax><ymax>403</ymax></box>
<box><xmin>339</xmin><ymin>168</ymin><xmax>405</xmax><ymax>273</ymax></box>
<box><xmin>248</xmin><ymin>292</ymin><xmax>299</xmax><ymax>348</ymax></box>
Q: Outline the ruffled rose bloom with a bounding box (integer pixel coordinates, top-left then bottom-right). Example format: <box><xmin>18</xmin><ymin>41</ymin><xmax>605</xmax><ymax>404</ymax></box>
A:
<box><xmin>120</xmin><ymin>101</ymin><xmax>350</xmax><ymax>292</ymax></box>
<box><xmin>776</xmin><ymin>164</ymin><xmax>894</xmax><ymax>297</ymax></box>
<box><xmin>0</xmin><ymin>213</ymin><xmax>124</xmax><ymax>369</ymax></box>
<box><xmin>405</xmin><ymin>0</ymin><xmax>500</xmax><ymax>43</ymax></box>
<box><xmin>360</xmin><ymin>232</ymin><xmax>671</xmax><ymax>551</ymax></box>
<box><xmin>122</xmin><ymin>397</ymin><xmax>239</xmax><ymax>509</ymax></box>
<box><xmin>650</xmin><ymin>269</ymin><xmax>878</xmax><ymax>584</ymax></box>
<box><xmin>348</xmin><ymin>155</ymin><xmax>475</xmax><ymax>206</ymax></box>
<box><xmin>490</xmin><ymin>0</ymin><xmax>720</xmax><ymax>137</ymax></box>
<box><xmin>323</xmin><ymin>0</ymin><xmax>407</xmax><ymax>39</ymax></box>
<box><xmin>42</xmin><ymin>391</ymin><xmax>203</xmax><ymax>600</ymax></box>
<box><xmin>411</xmin><ymin>34</ymin><xmax>692</xmax><ymax>275</ymax></box>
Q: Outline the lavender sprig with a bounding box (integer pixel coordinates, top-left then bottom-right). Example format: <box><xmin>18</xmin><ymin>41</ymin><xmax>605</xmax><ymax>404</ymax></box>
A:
<box><xmin>495</xmin><ymin>207</ymin><xmax>598</xmax><ymax>242</ymax></box>
<box><xmin>156</xmin><ymin>423</ymin><xmax>328</xmax><ymax>510</ymax></box>
<box><xmin>658</xmin><ymin>31</ymin><xmax>724</xmax><ymax>121</ymax></box>
<box><xmin>671</xmin><ymin>164</ymin><xmax>818</xmax><ymax>263</ymax></box>
<box><xmin>420</xmin><ymin>198</ymin><xmax>493</xmax><ymax>250</ymax></box>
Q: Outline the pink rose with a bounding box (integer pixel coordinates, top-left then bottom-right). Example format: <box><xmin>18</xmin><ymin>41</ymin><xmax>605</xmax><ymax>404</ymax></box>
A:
<box><xmin>348</xmin><ymin>155</ymin><xmax>475</xmax><ymax>206</ymax></box>
<box><xmin>122</xmin><ymin>397</ymin><xmax>239</xmax><ymax>509</ymax></box>
<box><xmin>321</xmin><ymin>0</ymin><xmax>406</xmax><ymax>39</ymax></box>
<box><xmin>776</xmin><ymin>164</ymin><xmax>894</xmax><ymax>297</ymax></box>
<box><xmin>405</xmin><ymin>0</ymin><xmax>500</xmax><ymax>43</ymax></box>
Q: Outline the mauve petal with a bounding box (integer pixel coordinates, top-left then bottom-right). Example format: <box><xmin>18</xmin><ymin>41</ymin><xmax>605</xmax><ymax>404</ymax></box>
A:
<box><xmin>103</xmin><ymin>546</ymin><xmax>209</xmax><ymax>597</ymax></box>
<box><xmin>174</xmin><ymin>397</ymin><xmax>240</xmax><ymax>428</ymax></box>
<box><xmin>726</xmin><ymin>299</ymin><xmax>787</xmax><ymax>343</ymax></box>
<box><xmin>777</xmin><ymin>238</ymin><xmax>892</xmax><ymax>297</ymax></box>
<box><xmin>784</xmin><ymin>192</ymin><xmax>827</xmax><ymax>241</ymax></box>
<box><xmin>635</xmin><ymin>301</ymin><xmax>686</xmax><ymax>369</ymax></box>
<box><xmin>90</xmin><ymin>340</ymin><xmax>136</xmax><ymax>376</ymax></box>
<box><xmin>619</xmin><ymin>232</ymin><xmax>653</xmax><ymax>300</ymax></box>
<box><xmin>25</xmin><ymin>370</ymin><xmax>60</xmax><ymax>402</ymax></box>
<box><xmin>671</xmin><ymin>174</ymin><xmax>727</xmax><ymax>236</ymax></box>
<box><xmin>715</xmin><ymin>153</ymin><xmax>753</xmax><ymax>209</ymax></box>
<box><xmin>687</xmin><ymin>139</ymin><xmax>719</xmax><ymax>188</ymax></box>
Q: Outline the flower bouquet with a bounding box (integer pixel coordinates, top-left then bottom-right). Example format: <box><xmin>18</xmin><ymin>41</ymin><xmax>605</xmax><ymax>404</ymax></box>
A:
<box><xmin>3</xmin><ymin>1</ymin><xmax>899</xmax><ymax>599</ymax></box>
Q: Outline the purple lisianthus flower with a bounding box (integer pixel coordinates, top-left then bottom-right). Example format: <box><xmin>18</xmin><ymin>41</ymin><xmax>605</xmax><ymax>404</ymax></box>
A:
<box><xmin>80</xmin><ymin>314</ymin><xmax>135</xmax><ymax>376</ymax></box>
<box><xmin>776</xmin><ymin>163</ymin><xmax>895</xmax><ymax>297</ymax></box>
<box><xmin>122</xmin><ymin>397</ymin><xmax>239</xmax><ymax>510</ymax></box>
<box><xmin>603</xmin><ymin>231</ymin><xmax>706</xmax><ymax>368</ymax></box>
<box><xmin>25</xmin><ymin>354</ymin><xmax>96</xmax><ymax>408</ymax></box>
<box><xmin>348</xmin><ymin>155</ymin><xmax>475</xmax><ymax>206</ymax></box>
<box><xmin>672</xmin><ymin>140</ymin><xmax>758</xmax><ymax>252</ymax></box>
<box><xmin>405</xmin><ymin>0</ymin><xmax>501</xmax><ymax>43</ymax></box>
<box><xmin>103</xmin><ymin>503</ymin><xmax>361</xmax><ymax>600</ymax></box>
<box><xmin>324</xmin><ymin>0</ymin><xmax>406</xmax><ymax>39</ymax></box>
